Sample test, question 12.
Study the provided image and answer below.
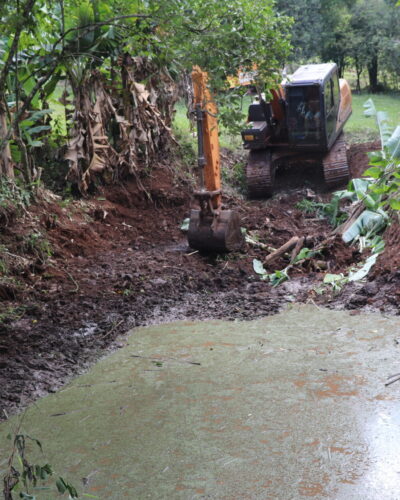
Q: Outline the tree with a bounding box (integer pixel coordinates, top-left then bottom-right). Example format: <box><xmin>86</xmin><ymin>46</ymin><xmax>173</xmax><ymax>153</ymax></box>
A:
<box><xmin>319</xmin><ymin>1</ymin><xmax>355</xmax><ymax>77</ymax></box>
<box><xmin>0</xmin><ymin>0</ymin><xmax>292</xmax><ymax>187</ymax></box>
<box><xmin>275</xmin><ymin>0</ymin><xmax>324</xmax><ymax>62</ymax></box>
<box><xmin>349</xmin><ymin>0</ymin><xmax>393</xmax><ymax>92</ymax></box>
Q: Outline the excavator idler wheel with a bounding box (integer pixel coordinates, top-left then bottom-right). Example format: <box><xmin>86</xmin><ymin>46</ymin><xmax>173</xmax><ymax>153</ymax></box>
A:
<box><xmin>187</xmin><ymin>209</ymin><xmax>245</xmax><ymax>253</ymax></box>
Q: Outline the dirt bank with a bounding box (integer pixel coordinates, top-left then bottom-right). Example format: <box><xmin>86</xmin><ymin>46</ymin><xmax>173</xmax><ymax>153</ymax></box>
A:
<box><xmin>1</xmin><ymin>140</ymin><xmax>397</xmax><ymax>417</ymax></box>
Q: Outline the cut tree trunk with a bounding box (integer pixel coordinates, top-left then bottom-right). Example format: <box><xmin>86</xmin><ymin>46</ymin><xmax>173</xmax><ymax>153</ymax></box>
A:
<box><xmin>264</xmin><ymin>236</ymin><xmax>299</xmax><ymax>266</ymax></box>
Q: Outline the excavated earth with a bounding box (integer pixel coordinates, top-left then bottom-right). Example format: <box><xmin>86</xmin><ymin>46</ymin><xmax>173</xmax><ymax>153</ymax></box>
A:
<box><xmin>1</xmin><ymin>140</ymin><xmax>400</xmax><ymax>417</ymax></box>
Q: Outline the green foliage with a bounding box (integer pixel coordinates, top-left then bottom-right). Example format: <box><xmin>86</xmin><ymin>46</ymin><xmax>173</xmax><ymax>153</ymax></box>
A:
<box><xmin>0</xmin><ymin>258</ymin><xmax>8</xmax><ymax>274</ymax></box>
<box><xmin>0</xmin><ymin>0</ymin><xmax>292</xmax><ymax>185</ymax></box>
<box><xmin>56</xmin><ymin>477</ymin><xmax>78</xmax><ymax>498</ymax></box>
<box><xmin>362</xmin><ymin>97</ymin><xmax>400</xmax><ymax>213</ymax></box>
<box><xmin>0</xmin><ymin>178</ymin><xmax>31</xmax><ymax>223</ymax></box>
<box><xmin>295</xmin><ymin>195</ymin><xmax>347</xmax><ymax>227</ymax></box>
<box><xmin>0</xmin><ymin>305</ymin><xmax>26</xmax><ymax>323</ymax></box>
<box><xmin>221</xmin><ymin>161</ymin><xmax>246</xmax><ymax>194</ymax></box>
<box><xmin>267</xmin><ymin>268</ymin><xmax>290</xmax><ymax>286</ymax></box>
<box><xmin>3</xmin><ymin>430</ymin><xmax>79</xmax><ymax>499</ymax></box>
<box><xmin>22</xmin><ymin>231</ymin><xmax>52</xmax><ymax>263</ymax></box>
<box><xmin>322</xmin><ymin>272</ymin><xmax>347</xmax><ymax>293</ymax></box>
<box><xmin>292</xmin><ymin>247</ymin><xmax>317</xmax><ymax>263</ymax></box>
<box><xmin>148</xmin><ymin>0</ymin><xmax>292</xmax><ymax>89</ymax></box>
<box><xmin>342</xmin><ymin>209</ymin><xmax>387</xmax><ymax>244</ymax></box>
<box><xmin>253</xmin><ymin>259</ymin><xmax>290</xmax><ymax>286</ymax></box>
<box><xmin>349</xmin><ymin>0</ymin><xmax>397</xmax><ymax>91</ymax></box>
<box><xmin>276</xmin><ymin>0</ymin><xmax>400</xmax><ymax>90</ymax></box>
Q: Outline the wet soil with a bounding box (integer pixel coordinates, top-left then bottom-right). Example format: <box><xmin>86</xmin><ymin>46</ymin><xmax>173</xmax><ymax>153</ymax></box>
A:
<box><xmin>1</xmin><ymin>139</ymin><xmax>398</xmax><ymax>417</ymax></box>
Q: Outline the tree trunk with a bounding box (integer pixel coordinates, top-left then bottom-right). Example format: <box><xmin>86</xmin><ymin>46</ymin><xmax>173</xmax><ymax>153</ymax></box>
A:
<box><xmin>355</xmin><ymin>58</ymin><xmax>362</xmax><ymax>94</ymax></box>
<box><xmin>337</xmin><ymin>57</ymin><xmax>345</xmax><ymax>79</ymax></box>
<box><xmin>0</xmin><ymin>101</ymin><xmax>14</xmax><ymax>179</ymax></box>
<box><xmin>368</xmin><ymin>55</ymin><xmax>379</xmax><ymax>93</ymax></box>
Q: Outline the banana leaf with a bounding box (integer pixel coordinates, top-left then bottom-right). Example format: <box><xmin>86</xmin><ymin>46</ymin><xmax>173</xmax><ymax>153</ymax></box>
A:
<box><xmin>386</xmin><ymin>126</ymin><xmax>400</xmax><ymax>158</ymax></box>
<box><xmin>347</xmin><ymin>178</ymin><xmax>379</xmax><ymax>209</ymax></box>
<box><xmin>342</xmin><ymin>209</ymin><xmax>387</xmax><ymax>243</ymax></box>
<box><xmin>348</xmin><ymin>253</ymin><xmax>378</xmax><ymax>282</ymax></box>
<box><xmin>363</xmin><ymin>98</ymin><xmax>393</xmax><ymax>147</ymax></box>
<box><xmin>253</xmin><ymin>258</ymin><xmax>267</xmax><ymax>277</ymax></box>
<box><xmin>363</xmin><ymin>98</ymin><xmax>377</xmax><ymax>117</ymax></box>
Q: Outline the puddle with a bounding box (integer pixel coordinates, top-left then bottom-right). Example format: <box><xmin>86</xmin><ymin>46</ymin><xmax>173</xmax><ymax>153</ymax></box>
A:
<box><xmin>1</xmin><ymin>304</ymin><xmax>400</xmax><ymax>499</ymax></box>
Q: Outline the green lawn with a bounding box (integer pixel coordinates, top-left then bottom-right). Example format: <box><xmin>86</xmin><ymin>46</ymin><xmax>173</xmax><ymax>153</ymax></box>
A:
<box><xmin>344</xmin><ymin>92</ymin><xmax>400</xmax><ymax>143</ymax></box>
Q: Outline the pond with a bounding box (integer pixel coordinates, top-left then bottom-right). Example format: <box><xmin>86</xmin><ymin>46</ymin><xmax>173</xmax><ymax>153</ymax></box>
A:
<box><xmin>1</xmin><ymin>304</ymin><xmax>400</xmax><ymax>499</ymax></box>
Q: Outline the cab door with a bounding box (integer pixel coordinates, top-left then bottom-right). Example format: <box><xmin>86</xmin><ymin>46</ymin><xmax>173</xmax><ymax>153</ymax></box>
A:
<box><xmin>324</xmin><ymin>71</ymin><xmax>340</xmax><ymax>147</ymax></box>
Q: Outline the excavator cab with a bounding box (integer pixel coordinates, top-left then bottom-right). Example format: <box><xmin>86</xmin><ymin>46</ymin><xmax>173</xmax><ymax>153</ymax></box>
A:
<box><xmin>286</xmin><ymin>85</ymin><xmax>323</xmax><ymax>145</ymax></box>
<box><xmin>285</xmin><ymin>64</ymin><xmax>341</xmax><ymax>150</ymax></box>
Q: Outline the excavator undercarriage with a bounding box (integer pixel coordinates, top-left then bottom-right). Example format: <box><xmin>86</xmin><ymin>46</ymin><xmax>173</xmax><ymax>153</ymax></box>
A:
<box><xmin>246</xmin><ymin>133</ymin><xmax>350</xmax><ymax>198</ymax></box>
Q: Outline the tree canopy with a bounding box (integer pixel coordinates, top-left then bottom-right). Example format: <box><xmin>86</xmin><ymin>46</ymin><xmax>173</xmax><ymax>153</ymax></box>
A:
<box><xmin>275</xmin><ymin>0</ymin><xmax>400</xmax><ymax>90</ymax></box>
<box><xmin>0</xmin><ymin>0</ymin><xmax>292</xmax><ymax>185</ymax></box>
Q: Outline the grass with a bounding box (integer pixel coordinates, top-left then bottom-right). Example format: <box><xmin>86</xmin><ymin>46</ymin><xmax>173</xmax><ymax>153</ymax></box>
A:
<box><xmin>344</xmin><ymin>91</ymin><xmax>400</xmax><ymax>144</ymax></box>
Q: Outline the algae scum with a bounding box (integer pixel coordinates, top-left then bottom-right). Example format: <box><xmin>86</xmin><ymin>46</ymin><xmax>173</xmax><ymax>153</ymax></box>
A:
<box><xmin>1</xmin><ymin>305</ymin><xmax>400</xmax><ymax>499</ymax></box>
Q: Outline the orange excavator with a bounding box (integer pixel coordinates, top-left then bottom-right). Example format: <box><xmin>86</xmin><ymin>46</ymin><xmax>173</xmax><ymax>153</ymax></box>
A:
<box><xmin>241</xmin><ymin>63</ymin><xmax>353</xmax><ymax>197</ymax></box>
<box><xmin>187</xmin><ymin>67</ymin><xmax>245</xmax><ymax>252</ymax></box>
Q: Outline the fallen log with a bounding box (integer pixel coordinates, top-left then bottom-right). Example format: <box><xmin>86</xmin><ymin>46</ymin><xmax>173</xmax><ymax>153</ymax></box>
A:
<box><xmin>333</xmin><ymin>201</ymin><xmax>364</xmax><ymax>237</ymax></box>
<box><xmin>246</xmin><ymin>239</ymin><xmax>276</xmax><ymax>253</ymax></box>
<box><xmin>264</xmin><ymin>236</ymin><xmax>299</xmax><ymax>266</ymax></box>
<box><xmin>290</xmin><ymin>236</ymin><xmax>305</xmax><ymax>264</ymax></box>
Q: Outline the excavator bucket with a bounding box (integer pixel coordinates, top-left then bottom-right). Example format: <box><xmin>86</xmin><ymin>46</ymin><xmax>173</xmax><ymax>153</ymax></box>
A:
<box><xmin>188</xmin><ymin>209</ymin><xmax>244</xmax><ymax>253</ymax></box>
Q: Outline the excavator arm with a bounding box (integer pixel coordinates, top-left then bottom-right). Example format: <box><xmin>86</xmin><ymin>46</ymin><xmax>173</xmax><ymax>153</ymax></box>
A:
<box><xmin>187</xmin><ymin>67</ymin><xmax>244</xmax><ymax>253</ymax></box>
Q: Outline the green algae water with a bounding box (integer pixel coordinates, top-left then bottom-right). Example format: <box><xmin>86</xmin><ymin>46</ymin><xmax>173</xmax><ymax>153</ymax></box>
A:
<box><xmin>1</xmin><ymin>304</ymin><xmax>400</xmax><ymax>499</ymax></box>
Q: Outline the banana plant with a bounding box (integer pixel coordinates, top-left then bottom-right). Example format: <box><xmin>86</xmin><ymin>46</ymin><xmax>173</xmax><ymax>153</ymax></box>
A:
<box><xmin>362</xmin><ymin>98</ymin><xmax>400</xmax><ymax>211</ymax></box>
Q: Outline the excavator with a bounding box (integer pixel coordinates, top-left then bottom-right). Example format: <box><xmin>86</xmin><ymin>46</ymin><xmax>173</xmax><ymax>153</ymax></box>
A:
<box><xmin>187</xmin><ymin>67</ymin><xmax>245</xmax><ymax>253</ymax></box>
<box><xmin>187</xmin><ymin>63</ymin><xmax>352</xmax><ymax>253</ymax></box>
<box><xmin>241</xmin><ymin>63</ymin><xmax>352</xmax><ymax>197</ymax></box>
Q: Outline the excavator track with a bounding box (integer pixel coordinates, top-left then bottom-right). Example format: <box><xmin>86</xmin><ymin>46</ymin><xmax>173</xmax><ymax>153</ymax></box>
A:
<box><xmin>246</xmin><ymin>149</ymin><xmax>275</xmax><ymax>198</ymax></box>
<box><xmin>323</xmin><ymin>134</ymin><xmax>349</xmax><ymax>188</ymax></box>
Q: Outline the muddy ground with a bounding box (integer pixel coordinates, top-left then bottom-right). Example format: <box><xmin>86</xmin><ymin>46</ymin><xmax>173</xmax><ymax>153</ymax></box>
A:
<box><xmin>1</xmin><ymin>140</ymin><xmax>399</xmax><ymax>417</ymax></box>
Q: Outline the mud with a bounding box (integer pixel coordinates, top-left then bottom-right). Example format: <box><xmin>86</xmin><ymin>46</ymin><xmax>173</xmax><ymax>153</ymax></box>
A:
<box><xmin>1</xmin><ymin>140</ymin><xmax>398</xmax><ymax>418</ymax></box>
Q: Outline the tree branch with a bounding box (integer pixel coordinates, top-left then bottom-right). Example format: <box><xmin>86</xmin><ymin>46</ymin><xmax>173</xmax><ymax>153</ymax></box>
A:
<box><xmin>0</xmin><ymin>61</ymin><xmax>59</xmax><ymax>155</ymax></box>
<box><xmin>50</xmin><ymin>14</ymin><xmax>151</xmax><ymax>52</ymax></box>
<box><xmin>0</xmin><ymin>0</ymin><xmax>37</xmax><ymax>94</ymax></box>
